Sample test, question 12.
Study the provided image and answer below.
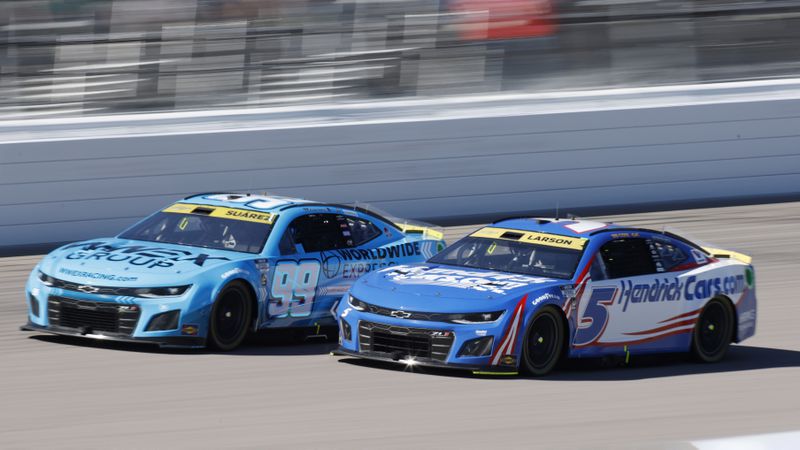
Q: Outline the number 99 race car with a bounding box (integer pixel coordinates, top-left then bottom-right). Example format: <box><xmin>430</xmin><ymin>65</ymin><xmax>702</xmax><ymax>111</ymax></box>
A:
<box><xmin>22</xmin><ymin>193</ymin><xmax>445</xmax><ymax>350</ymax></box>
<box><xmin>334</xmin><ymin>217</ymin><xmax>756</xmax><ymax>376</ymax></box>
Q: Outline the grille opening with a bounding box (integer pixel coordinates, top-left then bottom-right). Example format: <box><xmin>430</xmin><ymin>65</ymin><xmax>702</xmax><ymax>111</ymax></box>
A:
<box><xmin>371</xmin><ymin>332</ymin><xmax>431</xmax><ymax>358</ymax></box>
<box><xmin>28</xmin><ymin>294</ymin><xmax>40</xmax><ymax>318</ymax></box>
<box><xmin>358</xmin><ymin>321</ymin><xmax>454</xmax><ymax>362</ymax></box>
<box><xmin>48</xmin><ymin>297</ymin><xmax>141</xmax><ymax>336</ymax></box>
<box><xmin>60</xmin><ymin>306</ymin><xmax>118</xmax><ymax>332</ymax></box>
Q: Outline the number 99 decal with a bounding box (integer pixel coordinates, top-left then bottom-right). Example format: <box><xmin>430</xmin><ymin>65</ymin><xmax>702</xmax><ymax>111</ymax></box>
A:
<box><xmin>269</xmin><ymin>260</ymin><xmax>321</xmax><ymax>318</ymax></box>
<box><xmin>573</xmin><ymin>287</ymin><xmax>617</xmax><ymax>347</ymax></box>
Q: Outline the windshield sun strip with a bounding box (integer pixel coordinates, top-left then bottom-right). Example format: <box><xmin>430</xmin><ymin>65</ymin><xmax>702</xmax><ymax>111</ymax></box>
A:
<box><xmin>163</xmin><ymin>203</ymin><xmax>277</xmax><ymax>225</ymax></box>
<box><xmin>470</xmin><ymin>226</ymin><xmax>588</xmax><ymax>250</ymax></box>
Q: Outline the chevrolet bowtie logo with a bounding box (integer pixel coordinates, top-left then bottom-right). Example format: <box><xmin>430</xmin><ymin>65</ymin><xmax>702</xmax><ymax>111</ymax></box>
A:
<box><xmin>77</xmin><ymin>285</ymin><xmax>100</xmax><ymax>294</ymax></box>
<box><xmin>390</xmin><ymin>310</ymin><xmax>412</xmax><ymax>319</ymax></box>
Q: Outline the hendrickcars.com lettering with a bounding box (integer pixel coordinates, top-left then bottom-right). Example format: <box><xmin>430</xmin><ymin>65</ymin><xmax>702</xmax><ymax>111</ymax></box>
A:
<box><xmin>618</xmin><ymin>274</ymin><xmax>746</xmax><ymax>312</ymax></box>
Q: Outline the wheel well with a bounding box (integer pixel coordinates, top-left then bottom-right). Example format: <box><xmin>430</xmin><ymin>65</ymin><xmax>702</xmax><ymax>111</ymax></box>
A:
<box><xmin>712</xmin><ymin>295</ymin><xmax>738</xmax><ymax>343</ymax></box>
<box><xmin>540</xmin><ymin>305</ymin><xmax>571</xmax><ymax>360</ymax></box>
<box><xmin>227</xmin><ymin>279</ymin><xmax>259</xmax><ymax>331</ymax></box>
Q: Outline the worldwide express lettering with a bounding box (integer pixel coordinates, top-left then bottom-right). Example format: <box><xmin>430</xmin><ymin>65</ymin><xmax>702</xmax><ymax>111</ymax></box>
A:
<box><xmin>618</xmin><ymin>274</ymin><xmax>746</xmax><ymax>312</ymax></box>
<box><xmin>336</xmin><ymin>242</ymin><xmax>420</xmax><ymax>261</ymax></box>
<box><xmin>62</xmin><ymin>241</ymin><xmax>230</xmax><ymax>268</ymax></box>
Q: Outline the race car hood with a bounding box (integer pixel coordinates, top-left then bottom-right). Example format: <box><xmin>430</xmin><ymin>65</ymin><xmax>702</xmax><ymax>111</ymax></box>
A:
<box><xmin>350</xmin><ymin>263</ymin><xmax>564</xmax><ymax>313</ymax></box>
<box><xmin>38</xmin><ymin>238</ymin><xmax>250</xmax><ymax>286</ymax></box>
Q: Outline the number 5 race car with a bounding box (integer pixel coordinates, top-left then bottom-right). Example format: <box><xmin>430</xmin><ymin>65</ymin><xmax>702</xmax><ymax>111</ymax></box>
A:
<box><xmin>334</xmin><ymin>218</ymin><xmax>756</xmax><ymax>376</ymax></box>
<box><xmin>22</xmin><ymin>193</ymin><xmax>445</xmax><ymax>350</ymax></box>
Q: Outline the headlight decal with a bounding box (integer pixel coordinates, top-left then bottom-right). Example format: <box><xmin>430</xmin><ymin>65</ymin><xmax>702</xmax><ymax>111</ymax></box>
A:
<box><xmin>37</xmin><ymin>271</ymin><xmax>191</xmax><ymax>298</ymax></box>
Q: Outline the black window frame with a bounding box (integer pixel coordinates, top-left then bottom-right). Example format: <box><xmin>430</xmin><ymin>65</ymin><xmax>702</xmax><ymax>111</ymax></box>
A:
<box><xmin>597</xmin><ymin>237</ymin><xmax>659</xmax><ymax>279</ymax></box>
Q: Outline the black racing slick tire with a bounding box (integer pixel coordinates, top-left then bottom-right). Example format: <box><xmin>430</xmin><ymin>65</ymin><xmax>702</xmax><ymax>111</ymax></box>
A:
<box><xmin>691</xmin><ymin>298</ymin><xmax>735</xmax><ymax>363</ymax></box>
<box><xmin>208</xmin><ymin>281</ymin><xmax>252</xmax><ymax>351</ymax></box>
<box><xmin>522</xmin><ymin>307</ymin><xmax>565</xmax><ymax>377</ymax></box>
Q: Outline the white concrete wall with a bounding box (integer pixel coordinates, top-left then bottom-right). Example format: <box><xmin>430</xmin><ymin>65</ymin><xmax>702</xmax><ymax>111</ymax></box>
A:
<box><xmin>3</xmin><ymin>81</ymin><xmax>800</xmax><ymax>249</ymax></box>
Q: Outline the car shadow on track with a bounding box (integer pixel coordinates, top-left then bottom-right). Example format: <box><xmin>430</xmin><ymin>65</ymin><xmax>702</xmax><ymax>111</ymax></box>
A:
<box><xmin>27</xmin><ymin>327</ymin><xmax>339</xmax><ymax>356</ymax></box>
<box><xmin>336</xmin><ymin>345</ymin><xmax>800</xmax><ymax>380</ymax></box>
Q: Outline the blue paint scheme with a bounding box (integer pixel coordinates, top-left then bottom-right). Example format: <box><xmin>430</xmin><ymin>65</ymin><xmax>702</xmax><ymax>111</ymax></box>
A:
<box><xmin>335</xmin><ymin>218</ymin><xmax>757</xmax><ymax>372</ymax></box>
<box><xmin>24</xmin><ymin>194</ymin><xmax>445</xmax><ymax>347</ymax></box>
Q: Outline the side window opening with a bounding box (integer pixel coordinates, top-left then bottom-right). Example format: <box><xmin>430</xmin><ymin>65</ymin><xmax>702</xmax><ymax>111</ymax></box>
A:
<box><xmin>652</xmin><ymin>239</ymin><xmax>689</xmax><ymax>271</ymax></box>
<box><xmin>345</xmin><ymin>216</ymin><xmax>381</xmax><ymax>247</ymax></box>
<box><xmin>284</xmin><ymin>214</ymin><xmax>349</xmax><ymax>253</ymax></box>
<box><xmin>599</xmin><ymin>238</ymin><xmax>657</xmax><ymax>279</ymax></box>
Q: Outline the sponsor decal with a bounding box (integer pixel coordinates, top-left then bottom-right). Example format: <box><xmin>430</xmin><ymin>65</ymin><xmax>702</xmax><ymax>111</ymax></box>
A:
<box><xmin>181</xmin><ymin>324</ymin><xmax>199</xmax><ymax>336</ymax></box>
<box><xmin>320</xmin><ymin>244</ymin><xmax>423</xmax><ymax>280</ymax></box>
<box><xmin>62</xmin><ymin>241</ymin><xmax>230</xmax><ymax>269</ymax></box>
<box><xmin>532</xmin><ymin>292</ymin><xmax>560</xmax><ymax>306</ymax></box>
<box><xmin>470</xmin><ymin>227</ymin><xmax>587</xmax><ymax>250</ymax></box>
<box><xmin>58</xmin><ymin>267</ymin><xmax>139</xmax><ymax>282</ymax></box>
<box><xmin>336</xmin><ymin>242</ymin><xmax>421</xmax><ymax>261</ymax></box>
<box><xmin>618</xmin><ymin>274</ymin><xmax>746</xmax><ymax>312</ymax></box>
<box><xmin>386</xmin><ymin>265</ymin><xmax>553</xmax><ymax>295</ymax></box>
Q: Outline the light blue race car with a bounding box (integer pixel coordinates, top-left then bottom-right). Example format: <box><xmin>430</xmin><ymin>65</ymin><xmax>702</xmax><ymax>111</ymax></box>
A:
<box><xmin>22</xmin><ymin>193</ymin><xmax>445</xmax><ymax>350</ymax></box>
<box><xmin>334</xmin><ymin>218</ymin><xmax>756</xmax><ymax>376</ymax></box>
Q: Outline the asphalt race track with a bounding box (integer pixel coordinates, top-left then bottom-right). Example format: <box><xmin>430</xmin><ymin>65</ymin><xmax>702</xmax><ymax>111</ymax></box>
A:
<box><xmin>1</xmin><ymin>202</ymin><xmax>798</xmax><ymax>449</ymax></box>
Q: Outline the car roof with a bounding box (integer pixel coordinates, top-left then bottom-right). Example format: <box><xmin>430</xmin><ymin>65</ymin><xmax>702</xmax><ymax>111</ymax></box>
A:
<box><xmin>490</xmin><ymin>217</ymin><xmax>626</xmax><ymax>238</ymax></box>
<box><xmin>180</xmin><ymin>192</ymin><xmax>314</xmax><ymax>212</ymax></box>
<box><xmin>177</xmin><ymin>192</ymin><xmax>401</xmax><ymax>227</ymax></box>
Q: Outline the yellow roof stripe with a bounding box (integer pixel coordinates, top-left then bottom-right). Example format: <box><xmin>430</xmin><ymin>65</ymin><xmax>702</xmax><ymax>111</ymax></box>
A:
<box><xmin>163</xmin><ymin>203</ymin><xmax>277</xmax><ymax>225</ymax></box>
<box><xmin>470</xmin><ymin>226</ymin><xmax>588</xmax><ymax>250</ymax></box>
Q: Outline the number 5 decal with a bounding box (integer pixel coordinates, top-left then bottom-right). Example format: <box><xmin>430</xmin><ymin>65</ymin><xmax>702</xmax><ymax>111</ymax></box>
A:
<box><xmin>573</xmin><ymin>287</ymin><xmax>617</xmax><ymax>347</ymax></box>
<box><xmin>269</xmin><ymin>260</ymin><xmax>321</xmax><ymax>318</ymax></box>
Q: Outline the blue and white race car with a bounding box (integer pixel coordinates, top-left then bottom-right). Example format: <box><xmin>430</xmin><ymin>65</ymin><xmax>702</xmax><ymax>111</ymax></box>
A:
<box><xmin>334</xmin><ymin>218</ymin><xmax>756</xmax><ymax>375</ymax></box>
<box><xmin>22</xmin><ymin>193</ymin><xmax>445</xmax><ymax>350</ymax></box>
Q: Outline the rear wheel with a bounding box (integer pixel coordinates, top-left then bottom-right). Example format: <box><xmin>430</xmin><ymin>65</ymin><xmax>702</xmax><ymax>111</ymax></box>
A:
<box><xmin>691</xmin><ymin>298</ymin><xmax>735</xmax><ymax>363</ymax></box>
<box><xmin>521</xmin><ymin>308</ymin><xmax>565</xmax><ymax>376</ymax></box>
<box><xmin>208</xmin><ymin>281</ymin><xmax>252</xmax><ymax>351</ymax></box>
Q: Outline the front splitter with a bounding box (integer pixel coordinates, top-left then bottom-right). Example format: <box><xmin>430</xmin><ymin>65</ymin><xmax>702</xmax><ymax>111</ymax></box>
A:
<box><xmin>332</xmin><ymin>347</ymin><xmax>518</xmax><ymax>375</ymax></box>
<box><xmin>20</xmin><ymin>322</ymin><xmax>205</xmax><ymax>348</ymax></box>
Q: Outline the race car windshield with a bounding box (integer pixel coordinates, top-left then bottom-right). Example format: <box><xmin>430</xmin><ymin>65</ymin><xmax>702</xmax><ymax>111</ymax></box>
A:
<box><xmin>119</xmin><ymin>212</ymin><xmax>272</xmax><ymax>254</ymax></box>
<box><xmin>428</xmin><ymin>237</ymin><xmax>583</xmax><ymax>279</ymax></box>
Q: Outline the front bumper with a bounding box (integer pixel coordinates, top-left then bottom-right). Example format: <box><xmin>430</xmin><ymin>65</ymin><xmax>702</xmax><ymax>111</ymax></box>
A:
<box><xmin>333</xmin><ymin>346</ymin><xmax>518</xmax><ymax>375</ymax></box>
<box><xmin>20</xmin><ymin>322</ymin><xmax>205</xmax><ymax>348</ymax></box>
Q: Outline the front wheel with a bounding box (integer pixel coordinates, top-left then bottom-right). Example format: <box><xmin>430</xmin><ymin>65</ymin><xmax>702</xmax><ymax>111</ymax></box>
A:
<box><xmin>521</xmin><ymin>307</ymin><xmax>565</xmax><ymax>376</ymax></box>
<box><xmin>691</xmin><ymin>298</ymin><xmax>735</xmax><ymax>363</ymax></box>
<box><xmin>208</xmin><ymin>281</ymin><xmax>252</xmax><ymax>351</ymax></box>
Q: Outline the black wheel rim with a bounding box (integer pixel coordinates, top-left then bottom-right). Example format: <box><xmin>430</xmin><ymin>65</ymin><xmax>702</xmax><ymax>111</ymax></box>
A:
<box><xmin>528</xmin><ymin>313</ymin><xmax>558</xmax><ymax>369</ymax></box>
<box><xmin>214</xmin><ymin>288</ymin><xmax>246</xmax><ymax>345</ymax></box>
<box><xmin>698</xmin><ymin>302</ymin><xmax>728</xmax><ymax>356</ymax></box>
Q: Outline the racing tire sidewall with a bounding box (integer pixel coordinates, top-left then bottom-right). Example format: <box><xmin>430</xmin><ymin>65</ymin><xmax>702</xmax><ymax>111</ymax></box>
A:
<box><xmin>521</xmin><ymin>307</ymin><xmax>565</xmax><ymax>377</ymax></box>
<box><xmin>208</xmin><ymin>281</ymin><xmax>252</xmax><ymax>351</ymax></box>
<box><xmin>691</xmin><ymin>298</ymin><xmax>735</xmax><ymax>363</ymax></box>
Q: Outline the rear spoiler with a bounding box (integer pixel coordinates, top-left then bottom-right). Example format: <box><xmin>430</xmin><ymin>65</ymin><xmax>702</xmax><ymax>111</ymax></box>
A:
<box><xmin>702</xmin><ymin>247</ymin><xmax>752</xmax><ymax>265</ymax></box>
<box><xmin>397</xmin><ymin>224</ymin><xmax>444</xmax><ymax>241</ymax></box>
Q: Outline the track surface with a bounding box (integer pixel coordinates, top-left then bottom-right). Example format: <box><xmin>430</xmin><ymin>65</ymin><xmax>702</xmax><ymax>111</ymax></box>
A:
<box><xmin>1</xmin><ymin>203</ymin><xmax>799</xmax><ymax>449</ymax></box>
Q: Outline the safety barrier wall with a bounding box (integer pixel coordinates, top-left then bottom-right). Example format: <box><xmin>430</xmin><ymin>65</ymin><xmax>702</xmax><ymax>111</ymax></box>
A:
<box><xmin>3</xmin><ymin>83</ymin><xmax>800</xmax><ymax>250</ymax></box>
